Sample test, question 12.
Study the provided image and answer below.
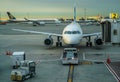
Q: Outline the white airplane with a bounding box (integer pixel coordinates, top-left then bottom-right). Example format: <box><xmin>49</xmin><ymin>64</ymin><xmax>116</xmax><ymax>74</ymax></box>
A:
<box><xmin>7</xmin><ymin>12</ymin><xmax>61</xmax><ymax>26</ymax></box>
<box><xmin>24</xmin><ymin>17</ymin><xmax>61</xmax><ymax>26</ymax></box>
<box><xmin>12</xmin><ymin>5</ymin><xmax>103</xmax><ymax>47</ymax></box>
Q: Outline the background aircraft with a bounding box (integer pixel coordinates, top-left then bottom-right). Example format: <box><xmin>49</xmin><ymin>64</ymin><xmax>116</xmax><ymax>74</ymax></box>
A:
<box><xmin>12</xmin><ymin>5</ymin><xmax>103</xmax><ymax>47</ymax></box>
<box><xmin>7</xmin><ymin>12</ymin><xmax>61</xmax><ymax>26</ymax></box>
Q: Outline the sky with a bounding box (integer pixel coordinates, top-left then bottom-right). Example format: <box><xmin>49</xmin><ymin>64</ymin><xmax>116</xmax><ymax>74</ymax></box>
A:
<box><xmin>0</xmin><ymin>0</ymin><xmax>120</xmax><ymax>19</ymax></box>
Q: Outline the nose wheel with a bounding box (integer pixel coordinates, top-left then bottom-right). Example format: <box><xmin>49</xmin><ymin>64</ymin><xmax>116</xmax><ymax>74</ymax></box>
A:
<box><xmin>86</xmin><ymin>42</ymin><xmax>92</xmax><ymax>46</ymax></box>
<box><xmin>56</xmin><ymin>36</ymin><xmax>62</xmax><ymax>47</ymax></box>
<box><xmin>56</xmin><ymin>42</ymin><xmax>62</xmax><ymax>47</ymax></box>
<box><xmin>86</xmin><ymin>36</ymin><xmax>92</xmax><ymax>47</ymax></box>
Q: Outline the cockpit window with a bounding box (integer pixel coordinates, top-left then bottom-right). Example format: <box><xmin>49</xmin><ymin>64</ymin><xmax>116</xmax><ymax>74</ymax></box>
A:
<box><xmin>64</xmin><ymin>31</ymin><xmax>80</xmax><ymax>34</ymax></box>
<box><xmin>64</xmin><ymin>31</ymin><xmax>71</xmax><ymax>34</ymax></box>
<box><xmin>67</xmin><ymin>31</ymin><xmax>72</xmax><ymax>34</ymax></box>
<box><xmin>73</xmin><ymin>31</ymin><xmax>80</xmax><ymax>34</ymax></box>
<box><xmin>73</xmin><ymin>31</ymin><xmax>77</xmax><ymax>34</ymax></box>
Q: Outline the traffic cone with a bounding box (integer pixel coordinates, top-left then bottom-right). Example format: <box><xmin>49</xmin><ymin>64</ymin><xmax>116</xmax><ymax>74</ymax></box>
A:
<box><xmin>106</xmin><ymin>55</ymin><xmax>111</xmax><ymax>64</ymax></box>
<box><xmin>6</xmin><ymin>51</ymin><xmax>12</xmax><ymax>56</ymax></box>
<box><xmin>6</xmin><ymin>51</ymin><xmax>8</xmax><ymax>55</ymax></box>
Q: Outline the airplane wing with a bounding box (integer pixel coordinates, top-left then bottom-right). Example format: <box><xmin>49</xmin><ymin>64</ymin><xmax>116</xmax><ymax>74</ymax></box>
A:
<box><xmin>12</xmin><ymin>29</ymin><xmax>62</xmax><ymax>37</ymax></box>
<box><xmin>82</xmin><ymin>32</ymin><xmax>101</xmax><ymax>38</ymax></box>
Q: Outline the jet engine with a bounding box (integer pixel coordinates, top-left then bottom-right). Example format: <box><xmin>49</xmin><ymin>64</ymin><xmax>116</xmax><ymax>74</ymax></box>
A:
<box><xmin>44</xmin><ymin>37</ymin><xmax>53</xmax><ymax>46</ymax></box>
<box><xmin>94</xmin><ymin>37</ymin><xmax>103</xmax><ymax>46</ymax></box>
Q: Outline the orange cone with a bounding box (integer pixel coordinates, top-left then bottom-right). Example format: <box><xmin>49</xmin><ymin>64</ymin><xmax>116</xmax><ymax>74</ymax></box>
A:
<box><xmin>107</xmin><ymin>55</ymin><xmax>111</xmax><ymax>64</ymax></box>
<box><xmin>6</xmin><ymin>51</ymin><xmax>12</xmax><ymax>56</ymax></box>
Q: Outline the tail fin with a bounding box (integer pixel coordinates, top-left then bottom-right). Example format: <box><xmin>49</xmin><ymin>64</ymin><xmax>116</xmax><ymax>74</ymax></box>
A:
<box><xmin>24</xmin><ymin>17</ymin><xmax>29</xmax><ymax>21</ymax></box>
<box><xmin>74</xmin><ymin>4</ymin><xmax>76</xmax><ymax>23</ymax></box>
<box><xmin>6</xmin><ymin>12</ymin><xmax>16</xmax><ymax>19</ymax></box>
<box><xmin>24</xmin><ymin>17</ymin><xmax>30</xmax><ymax>22</ymax></box>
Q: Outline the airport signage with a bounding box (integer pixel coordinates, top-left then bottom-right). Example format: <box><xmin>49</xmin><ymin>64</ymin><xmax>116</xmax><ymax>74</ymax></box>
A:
<box><xmin>109</xmin><ymin>13</ymin><xmax>118</xmax><ymax>19</ymax></box>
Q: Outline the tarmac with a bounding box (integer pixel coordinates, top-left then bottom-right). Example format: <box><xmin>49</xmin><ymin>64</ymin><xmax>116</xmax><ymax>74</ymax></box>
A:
<box><xmin>105</xmin><ymin>62</ymin><xmax>120</xmax><ymax>82</ymax></box>
<box><xmin>0</xmin><ymin>23</ymin><xmax>119</xmax><ymax>82</ymax></box>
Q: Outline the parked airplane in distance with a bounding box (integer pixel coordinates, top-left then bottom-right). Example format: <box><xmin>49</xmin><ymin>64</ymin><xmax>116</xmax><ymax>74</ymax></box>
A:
<box><xmin>7</xmin><ymin>12</ymin><xmax>26</xmax><ymax>23</ymax></box>
<box><xmin>12</xmin><ymin>5</ymin><xmax>103</xmax><ymax>47</ymax></box>
<box><xmin>7</xmin><ymin>12</ymin><xmax>61</xmax><ymax>26</ymax></box>
<box><xmin>24</xmin><ymin>17</ymin><xmax>61</xmax><ymax>26</ymax></box>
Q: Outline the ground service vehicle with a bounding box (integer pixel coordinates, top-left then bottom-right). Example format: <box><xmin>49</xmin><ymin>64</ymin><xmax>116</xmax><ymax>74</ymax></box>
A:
<box><xmin>11</xmin><ymin>52</ymin><xmax>26</xmax><ymax>69</ymax></box>
<box><xmin>11</xmin><ymin>60</ymin><xmax>36</xmax><ymax>81</ymax></box>
<box><xmin>62</xmin><ymin>48</ymin><xmax>79</xmax><ymax>64</ymax></box>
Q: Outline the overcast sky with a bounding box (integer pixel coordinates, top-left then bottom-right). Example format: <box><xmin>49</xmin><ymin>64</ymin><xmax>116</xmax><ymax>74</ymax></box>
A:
<box><xmin>0</xmin><ymin>0</ymin><xmax>120</xmax><ymax>19</ymax></box>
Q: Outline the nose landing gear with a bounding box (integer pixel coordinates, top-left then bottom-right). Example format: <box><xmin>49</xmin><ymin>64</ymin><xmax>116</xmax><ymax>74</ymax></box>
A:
<box><xmin>86</xmin><ymin>36</ymin><xmax>92</xmax><ymax>47</ymax></box>
<box><xmin>56</xmin><ymin>36</ymin><xmax>62</xmax><ymax>47</ymax></box>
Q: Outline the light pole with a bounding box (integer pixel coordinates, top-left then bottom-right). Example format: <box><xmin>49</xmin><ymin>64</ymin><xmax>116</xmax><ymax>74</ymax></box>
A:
<box><xmin>27</xmin><ymin>12</ymin><xmax>29</xmax><ymax>18</ymax></box>
<box><xmin>84</xmin><ymin>8</ymin><xmax>86</xmax><ymax>20</ymax></box>
<box><xmin>0</xmin><ymin>12</ymin><xmax>1</xmax><ymax>21</ymax></box>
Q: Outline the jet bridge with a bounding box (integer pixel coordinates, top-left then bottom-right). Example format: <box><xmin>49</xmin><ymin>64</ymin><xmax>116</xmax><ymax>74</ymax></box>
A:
<box><xmin>101</xmin><ymin>21</ymin><xmax>111</xmax><ymax>43</ymax></box>
<box><xmin>101</xmin><ymin>19</ymin><xmax>120</xmax><ymax>45</ymax></box>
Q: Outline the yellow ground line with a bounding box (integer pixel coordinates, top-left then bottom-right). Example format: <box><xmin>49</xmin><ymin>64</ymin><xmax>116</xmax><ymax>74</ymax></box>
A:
<box><xmin>68</xmin><ymin>65</ymin><xmax>74</xmax><ymax>82</ymax></box>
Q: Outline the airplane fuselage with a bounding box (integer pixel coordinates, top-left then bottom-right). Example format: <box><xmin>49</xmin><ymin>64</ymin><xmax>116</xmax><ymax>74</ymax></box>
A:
<box><xmin>62</xmin><ymin>22</ymin><xmax>83</xmax><ymax>45</ymax></box>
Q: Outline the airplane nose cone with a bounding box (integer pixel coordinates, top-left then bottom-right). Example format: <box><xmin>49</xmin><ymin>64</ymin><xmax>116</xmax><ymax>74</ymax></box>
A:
<box><xmin>65</xmin><ymin>38</ymin><xmax>73</xmax><ymax>44</ymax></box>
<box><xmin>63</xmin><ymin>35</ymin><xmax>81</xmax><ymax>45</ymax></box>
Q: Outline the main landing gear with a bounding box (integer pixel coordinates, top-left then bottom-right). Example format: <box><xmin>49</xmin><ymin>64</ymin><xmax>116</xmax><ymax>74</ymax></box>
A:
<box><xmin>86</xmin><ymin>36</ymin><xmax>92</xmax><ymax>47</ymax></box>
<box><xmin>56</xmin><ymin>36</ymin><xmax>62</xmax><ymax>47</ymax></box>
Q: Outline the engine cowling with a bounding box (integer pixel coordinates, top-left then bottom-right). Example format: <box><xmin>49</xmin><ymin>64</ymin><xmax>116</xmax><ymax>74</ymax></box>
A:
<box><xmin>94</xmin><ymin>37</ymin><xmax>103</xmax><ymax>46</ymax></box>
<box><xmin>44</xmin><ymin>37</ymin><xmax>53</xmax><ymax>46</ymax></box>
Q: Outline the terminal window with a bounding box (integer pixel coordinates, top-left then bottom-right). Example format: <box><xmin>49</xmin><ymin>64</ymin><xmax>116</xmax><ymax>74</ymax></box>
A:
<box><xmin>113</xmin><ymin>30</ymin><xmax>117</xmax><ymax>35</ymax></box>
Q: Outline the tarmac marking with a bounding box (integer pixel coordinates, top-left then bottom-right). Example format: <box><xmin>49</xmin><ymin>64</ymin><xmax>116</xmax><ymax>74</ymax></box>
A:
<box><xmin>67</xmin><ymin>65</ymin><xmax>74</xmax><ymax>82</ymax></box>
<box><xmin>104</xmin><ymin>62</ymin><xmax>120</xmax><ymax>82</ymax></box>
